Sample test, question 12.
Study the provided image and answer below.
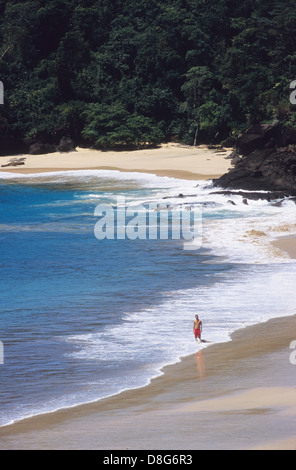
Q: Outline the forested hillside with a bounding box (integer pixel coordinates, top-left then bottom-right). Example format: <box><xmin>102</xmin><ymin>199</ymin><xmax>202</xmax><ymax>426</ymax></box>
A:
<box><xmin>0</xmin><ymin>0</ymin><xmax>296</xmax><ymax>154</ymax></box>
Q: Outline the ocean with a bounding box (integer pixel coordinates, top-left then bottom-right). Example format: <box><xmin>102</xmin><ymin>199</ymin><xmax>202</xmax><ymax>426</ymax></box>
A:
<box><xmin>0</xmin><ymin>168</ymin><xmax>295</xmax><ymax>427</ymax></box>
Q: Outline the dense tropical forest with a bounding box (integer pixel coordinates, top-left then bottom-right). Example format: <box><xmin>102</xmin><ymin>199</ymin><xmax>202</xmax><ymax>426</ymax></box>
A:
<box><xmin>0</xmin><ymin>0</ymin><xmax>296</xmax><ymax>154</ymax></box>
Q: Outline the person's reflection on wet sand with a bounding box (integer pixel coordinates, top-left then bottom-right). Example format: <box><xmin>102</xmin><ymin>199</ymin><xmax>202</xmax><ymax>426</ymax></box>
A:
<box><xmin>195</xmin><ymin>350</ymin><xmax>205</xmax><ymax>380</ymax></box>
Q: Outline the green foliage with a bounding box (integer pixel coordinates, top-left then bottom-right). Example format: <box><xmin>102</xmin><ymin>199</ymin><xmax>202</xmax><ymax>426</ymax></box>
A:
<box><xmin>82</xmin><ymin>102</ymin><xmax>164</xmax><ymax>148</ymax></box>
<box><xmin>0</xmin><ymin>0</ymin><xmax>295</xmax><ymax>151</ymax></box>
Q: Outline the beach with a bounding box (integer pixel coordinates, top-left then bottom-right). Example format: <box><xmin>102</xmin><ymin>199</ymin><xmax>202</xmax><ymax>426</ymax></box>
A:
<box><xmin>0</xmin><ymin>315</ymin><xmax>296</xmax><ymax>450</ymax></box>
<box><xmin>0</xmin><ymin>143</ymin><xmax>296</xmax><ymax>450</ymax></box>
<box><xmin>0</xmin><ymin>143</ymin><xmax>233</xmax><ymax>179</ymax></box>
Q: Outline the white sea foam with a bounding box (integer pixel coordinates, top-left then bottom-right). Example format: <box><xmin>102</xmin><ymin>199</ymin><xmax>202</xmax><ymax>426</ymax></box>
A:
<box><xmin>0</xmin><ymin>168</ymin><xmax>188</xmax><ymax>185</ymax></box>
<box><xmin>66</xmin><ymin>262</ymin><xmax>296</xmax><ymax>392</ymax></box>
<box><xmin>65</xmin><ymin>172</ymin><xmax>296</xmax><ymax>402</ymax></box>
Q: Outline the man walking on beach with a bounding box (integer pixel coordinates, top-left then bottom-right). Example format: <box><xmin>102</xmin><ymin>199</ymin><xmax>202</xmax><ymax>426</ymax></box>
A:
<box><xmin>193</xmin><ymin>315</ymin><xmax>202</xmax><ymax>342</ymax></box>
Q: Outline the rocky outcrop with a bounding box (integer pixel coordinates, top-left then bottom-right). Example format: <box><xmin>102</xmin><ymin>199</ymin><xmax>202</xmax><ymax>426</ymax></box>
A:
<box><xmin>28</xmin><ymin>137</ymin><xmax>75</xmax><ymax>155</ymax></box>
<box><xmin>57</xmin><ymin>136</ymin><xmax>75</xmax><ymax>152</ymax></box>
<box><xmin>235</xmin><ymin>122</ymin><xmax>283</xmax><ymax>156</ymax></box>
<box><xmin>214</xmin><ymin>122</ymin><xmax>296</xmax><ymax>196</ymax></box>
<box><xmin>214</xmin><ymin>147</ymin><xmax>296</xmax><ymax>194</ymax></box>
<box><xmin>29</xmin><ymin>142</ymin><xmax>56</xmax><ymax>155</ymax></box>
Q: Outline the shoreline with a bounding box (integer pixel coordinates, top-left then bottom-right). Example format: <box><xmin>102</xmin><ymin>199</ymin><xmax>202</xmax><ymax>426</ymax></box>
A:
<box><xmin>1</xmin><ymin>314</ymin><xmax>296</xmax><ymax>449</ymax></box>
<box><xmin>0</xmin><ymin>166</ymin><xmax>221</xmax><ymax>181</ymax></box>
<box><xmin>1</xmin><ymin>143</ymin><xmax>296</xmax><ymax>450</ymax></box>
<box><xmin>0</xmin><ymin>143</ymin><xmax>233</xmax><ymax>180</ymax></box>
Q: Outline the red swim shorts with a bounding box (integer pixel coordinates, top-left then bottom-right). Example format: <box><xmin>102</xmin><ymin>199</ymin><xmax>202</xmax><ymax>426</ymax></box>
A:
<box><xmin>194</xmin><ymin>328</ymin><xmax>201</xmax><ymax>339</ymax></box>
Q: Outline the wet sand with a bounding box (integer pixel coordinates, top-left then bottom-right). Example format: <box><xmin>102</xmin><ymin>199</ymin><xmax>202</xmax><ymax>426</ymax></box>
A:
<box><xmin>272</xmin><ymin>235</ymin><xmax>296</xmax><ymax>260</ymax></box>
<box><xmin>0</xmin><ymin>315</ymin><xmax>296</xmax><ymax>450</ymax></box>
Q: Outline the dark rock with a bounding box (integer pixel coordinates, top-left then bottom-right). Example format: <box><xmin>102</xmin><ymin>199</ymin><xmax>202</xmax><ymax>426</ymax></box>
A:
<box><xmin>163</xmin><ymin>193</ymin><xmax>201</xmax><ymax>200</ymax></box>
<box><xmin>213</xmin><ymin>147</ymin><xmax>296</xmax><ymax>196</ymax></box>
<box><xmin>282</xmin><ymin>127</ymin><xmax>296</xmax><ymax>146</ymax></box>
<box><xmin>1</xmin><ymin>161</ymin><xmax>25</xmax><ymax>167</ymax></box>
<box><xmin>58</xmin><ymin>136</ymin><xmax>75</xmax><ymax>152</ymax></box>
<box><xmin>213</xmin><ymin>121</ymin><xmax>296</xmax><ymax>196</ymax></box>
<box><xmin>271</xmin><ymin>200</ymin><xmax>284</xmax><ymax>207</ymax></box>
<box><xmin>227</xmin><ymin>150</ymin><xmax>241</xmax><ymax>165</ymax></box>
<box><xmin>236</xmin><ymin>122</ymin><xmax>282</xmax><ymax>156</ymax></box>
<box><xmin>29</xmin><ymin>142</ymin><xmax>56</xmax><ymax>155</ymax></box>
<box><xmin>222</xmin><ymin>136</ymin><xmax>236</xmax><ymax>147</ymax></box>
<box><xmin>236</xmin><ymin>133</ymin><xmax>266</xmax><ymax>156</ymax></box>
<box><xmin>1</xmin><ymin>157</ymin><xmax>26</xmax><ymax>167</ymax></box>
<box><xmin>211</xmin><ymin>190</ymin><xmax>291</xmax><ymax>202</ymax></box>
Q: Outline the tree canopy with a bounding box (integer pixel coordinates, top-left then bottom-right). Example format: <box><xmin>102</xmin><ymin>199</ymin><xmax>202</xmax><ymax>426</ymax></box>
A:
<box><xmin>0</xmin><ymin>0</ymin><xmax>295</xmax><ymax>153</ymax></box>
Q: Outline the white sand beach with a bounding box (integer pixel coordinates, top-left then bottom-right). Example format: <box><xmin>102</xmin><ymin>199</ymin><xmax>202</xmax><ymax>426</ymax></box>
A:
<box><xmin>0</xmin><ymin>143</ymin><xmax>233</xmax><ymax>179</ymax></box>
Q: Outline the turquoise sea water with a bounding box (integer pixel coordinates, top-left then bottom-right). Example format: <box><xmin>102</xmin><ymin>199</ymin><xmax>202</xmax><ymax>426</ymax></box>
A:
<box><xmin>0</xmin><ymin>169</ymin><xmax>295</xmax><ymax>427</ymax></box>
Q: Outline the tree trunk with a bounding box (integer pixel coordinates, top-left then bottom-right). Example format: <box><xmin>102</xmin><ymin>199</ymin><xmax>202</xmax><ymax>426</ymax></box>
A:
<box><xmin>193</xmin><ymin>122</ymin><xmax>199</xmax><ymax>146</ymax></box>
<box><xmin>193</xmin><ymin>108</ymin><xmax>200</xmax><ymax>146</ymax></box>
<box><xmin>0</xmin><ymin>45</ymin><xmax>13</xmax><ymax>62</ymax></box>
